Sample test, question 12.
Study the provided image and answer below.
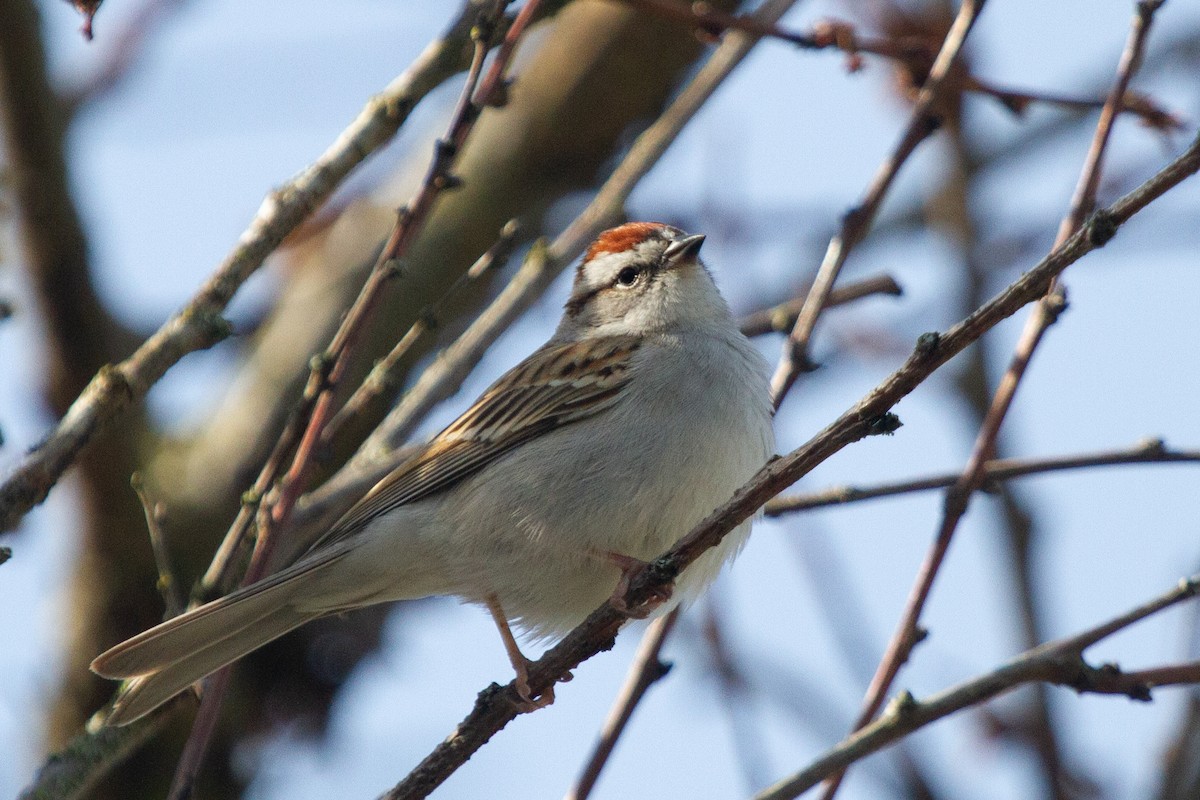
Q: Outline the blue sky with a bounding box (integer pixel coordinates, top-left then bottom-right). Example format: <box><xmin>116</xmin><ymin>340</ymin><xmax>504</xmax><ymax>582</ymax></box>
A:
<box><xmin>2</xmin><ymin>1</ymin><xmax>1199</xmax><ymax>798</ymax></box>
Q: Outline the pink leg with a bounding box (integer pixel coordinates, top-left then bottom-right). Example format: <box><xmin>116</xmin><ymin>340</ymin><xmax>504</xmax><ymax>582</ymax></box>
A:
<box><xmin>485</xmin><ymin>595</ymin><xmax>554</xmax><ymax>710</ymax></box>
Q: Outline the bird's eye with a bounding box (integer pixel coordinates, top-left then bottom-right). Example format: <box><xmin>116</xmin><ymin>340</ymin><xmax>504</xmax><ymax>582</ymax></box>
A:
<box><xmin>616</xmin><ymin>266</ymin><xmax>641</xmax><ymax>286</ymax></box>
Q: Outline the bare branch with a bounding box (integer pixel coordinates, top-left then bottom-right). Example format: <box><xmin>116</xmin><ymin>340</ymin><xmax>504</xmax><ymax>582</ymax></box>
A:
<box><xmin>738</xmin><ymin>274</ymin><xmax>903</xmax><ymax>338</ymax></box>
<box><xmin>164</xmin><ymin>5</ymin><xmax>533</xmax><ymax>796</ymax></box>
<box><xmin>566</xmin><ymin>611</ymin><xmax>678</xmax><ymax>800</ymax></box>
<box><xmin>130</xmin><ymin>474</ymin><xmax>184</xmax><ymax>619</ymax></box>
<box><xmin>821</xmin><ymin>4</ymin><xmax>1168</xmax><ymax>796</ymax></box>
<box><xmin>769</xmin><ymin>0</ymin><xmax>990</xmax><ymax>406</ymax></box>
<box><xmin>0</xmin><ymin>0</ymin><xmax>492</xmax><ymax>532</ymax></box>
<box><xmin>323</xmin><ymin>220</ymin><xmax>522</xmax><ymax>444</ymax></box>
<box><xmin>764</xmin><ymin>438</ymin><xmax>1200</xmax><ymax>515</ymax></box>
<box><xmin>380</xmin><ymin>123</ymin><xmax>1200</xmax><ymax>800</ymax></box>
<box><xmin>18</xmin><ymin>699</ymin><xmax>184</xmax><ymax>800</ymax></box>
<box><xmin>755</xmin><ymin>575</ymin><xmax>1200</xmax><ymax>800</ymax></box>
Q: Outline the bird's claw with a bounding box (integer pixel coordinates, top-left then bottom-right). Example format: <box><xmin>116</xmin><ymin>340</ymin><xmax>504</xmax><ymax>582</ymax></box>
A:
<box><xmin>604</xmin><ymin>552</ymin><xmax>675</xmax><ymax>619</ymax></box>
<box><xmin>513</xmin><ymin>658</ymin><xmax>555</xmax><ymax>712</ymax></box>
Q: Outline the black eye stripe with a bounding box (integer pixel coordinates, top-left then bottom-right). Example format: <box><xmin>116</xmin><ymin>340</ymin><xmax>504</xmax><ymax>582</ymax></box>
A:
<box><xmin>565</xmin><ymin>258</ymin><xmax>659</xmax><ymax>316</ymax></box>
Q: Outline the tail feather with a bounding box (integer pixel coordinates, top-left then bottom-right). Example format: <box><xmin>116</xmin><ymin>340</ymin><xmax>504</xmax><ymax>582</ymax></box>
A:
<box><xmin>103</xmin><ymin>604</ymin><xmax>315</xmax><ymax>726</ymax></box>
<box><xmin>92</xmin><ymin>549</ymin><xmax>348</xmax><ymax>726</ymax></box>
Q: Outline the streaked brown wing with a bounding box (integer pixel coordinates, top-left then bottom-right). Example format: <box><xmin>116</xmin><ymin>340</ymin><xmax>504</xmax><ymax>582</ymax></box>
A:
<box><xmin>308</xmin><ymin>335</ymin><xmax>640</xmax><ymax>551</ymax></box>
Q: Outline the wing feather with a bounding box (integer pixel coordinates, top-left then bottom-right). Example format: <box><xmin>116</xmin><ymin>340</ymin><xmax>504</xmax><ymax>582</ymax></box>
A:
<box><xmin>309</xmin><ymin>335</ymin><xmax>640</xmax><ymax>551</ymax></box>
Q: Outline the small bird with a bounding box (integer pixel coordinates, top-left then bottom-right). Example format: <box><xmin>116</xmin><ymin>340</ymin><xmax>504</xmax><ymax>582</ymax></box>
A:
<box><xmin>92</xmin><ymin>222</ymin><xmax>775</xmax><ymax>725</ymax></box>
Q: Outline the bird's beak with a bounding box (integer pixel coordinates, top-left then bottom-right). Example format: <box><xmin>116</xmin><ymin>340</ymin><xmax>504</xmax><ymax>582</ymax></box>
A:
<box><xmin>663</xmin><ymin>233</ymin><xmax>705</xmax><ymax>268</ymax></box>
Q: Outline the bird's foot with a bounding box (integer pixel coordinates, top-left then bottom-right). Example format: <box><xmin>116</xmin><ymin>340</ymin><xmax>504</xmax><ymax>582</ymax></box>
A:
<box><xmin>485</xmin><ymin>594</ymin><xmax>557</xmax><ymax>712</ymax></box>
<box><xmin>600</xmin><ymin>551</ymin><xmax>675</xmax><ymax>619</ymax></box>
<box><xmin>512</xmin><ymin>655</ymin><xmax>555</xmax><ymax>712</ymax></box>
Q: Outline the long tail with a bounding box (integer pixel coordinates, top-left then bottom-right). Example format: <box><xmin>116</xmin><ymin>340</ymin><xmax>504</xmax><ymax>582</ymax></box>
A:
<box><xmin>92</xmin><ymin>553</ymin><xmax>344</xmax><ymax>726</ymax></box>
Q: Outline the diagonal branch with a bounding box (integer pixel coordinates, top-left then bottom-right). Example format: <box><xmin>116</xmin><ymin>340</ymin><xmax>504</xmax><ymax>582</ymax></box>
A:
<box><xmin>764</xmin><ymin>438</ymin><xmax>1200</xmax><ymax>515</ymax></box>
<box><xmin>769</xmin><ymin>0</ymin><xmax>990</xmax><ymax>406</ymax></box>
<box><xmin>300</xmin><ymin>0</ymin><xmax>806</xmax><ymax>520</ymax></box>
<box><xmin>821</xmin><ymin>4</ymin><xmax>1167</xmax><ymax>796</ymax></box>
<box><xmin>162</xmin><ymin>5</ymin><xmax>537</xmax><ymax>797</ymax></box>
<box><xmin>754</xmin><ymin>574</ymin><xmax>1200</xmax><ymax>800</ymax></box>
<box><xmin>380</xmin><ymin>124</ymin><xmax>1200</xmax><ymax>800</ymax></box>
<box><xmin>0</xmin><ymin>0</ymin><xmax>501</xmax><ymax>532</ymax></box>
<box><xmin>565</xmin><ymin>611</ymin><xmax>679</xmax><ymax>800</ymax></box>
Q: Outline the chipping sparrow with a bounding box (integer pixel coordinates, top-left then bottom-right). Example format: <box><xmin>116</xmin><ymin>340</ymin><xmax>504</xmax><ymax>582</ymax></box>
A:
<box><xmin>92</xmin><ymin>222</ymin><xmax>775</xmax><ymax>724</ymax></box>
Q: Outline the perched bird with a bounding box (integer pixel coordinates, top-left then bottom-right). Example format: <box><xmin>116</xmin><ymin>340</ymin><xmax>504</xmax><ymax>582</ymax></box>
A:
<box><xmin>92</xmin><ymin>222</ymin><xmax>775</xmax><ymax>725</ymax></box>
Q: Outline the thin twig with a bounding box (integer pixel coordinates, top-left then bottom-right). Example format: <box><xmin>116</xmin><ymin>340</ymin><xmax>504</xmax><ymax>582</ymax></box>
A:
<box><xmin>769</xmin><ymin>0</ymin><xmax>989</xmax><ymax>407</ymax></box>
<box><xmin>0</xmin><ymin>1</ymin><xmax>493</xmax><ymax>533</ymax></box>
<box><xmin>754</xmin><ymin>575</ymin><xmax>1200</xmax><ymax>800</ymax></box>
<box><xmin>966</xmin><ymin>76</ymin><xmax>1182</xmax><ymax>131</ymax></box>
<box><xmin>380</xmin><ymin>124</ymin><xmax>1200</xmax><ymax>800</ymax></box>
<box><xmin>616</xmin><ymin>0</ymin><xmax>1181</xmax><ymax>130</ymax></box>
<box><xmin>764</xmin><ymin>438</ymin><xmax>1200</xmax><ymax>515</ymax></box>
<box><xmin>820</xmin><ymin>7</ymin><xmax>1166</xmax><ymax>800</ymax></box>
<box><xmin>566</xmin><ymin>611</ymin><xmax>678</xmax><ymax>800</ymax></box>
<box><xmin>323</xmin><ymin>220</ymin><xmax>521</xmax><ymax>443</ymax></box>
<box><xmin>199</xmin><ymin>393</ymin><xmax>318</xmax><ymax>596</ymax></box>
<box><xmin>737</xmin><ymin>274</ymin><xmax>903</xmax><ymax>338</ymax></box>
<box><xmin>820</xmin><ymin>5</ymin><xmax>1166</xmax><ymax>797</ymax></box>
<box><xmin>129</xmin><ymin>473</ymin><xmax>184</xmax><ymax>618</ymax></box>
<box><xmin>702</xmin><ymin>600</ymin><xmax>772</xmax><ymax>790</ymax></box>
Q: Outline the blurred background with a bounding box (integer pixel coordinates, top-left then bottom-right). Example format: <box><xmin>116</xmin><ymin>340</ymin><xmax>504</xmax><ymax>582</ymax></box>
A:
<box><xmin>1</xmin><ymin>0</ymin><xmax>1199</xmax><ymax>798</ymax></box>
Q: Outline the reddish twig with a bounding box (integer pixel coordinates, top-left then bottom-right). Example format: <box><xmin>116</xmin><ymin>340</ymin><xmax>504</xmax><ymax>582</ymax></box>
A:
<box><xmin>769</xmin><ymin>0</ymin><xmax>989</xmax><ymax>407</ymax></box>
<box><xmin>164</xmin><ymin>4</ymin><xmax>537</xmax><ymax>797</ymax></box>
<box><xmin>248</xmin><ymin>0</ymin><xmax>539</xmax><ymax>571</ymax></box>
<box><xmin>821</xmin><ymin>4</ymin><xmax>1166</xmax><ymax>798</ymax></box>
<box><xmin>755</xmin><ymin>575</ymin><xmax>1200</xmax><ymax>800</ymax></box>
<box><xmin>322</xmin><ymin>220</ymin><xmax>521</xmax><ymax>445</ymax></box>
<box><xmin>565</xmin><ymin>610</ymin><xmax>679</xmax><ymax>800</ymax></box>
<box><xmin>616</xmin><ymin>0</ymin><xmax>1182</xmax><ymax>130</ymax></box>
<box><xmin>764</xmin><ymin>437</ymin><xmax>1200</xmax><ymax>515</ymax></box>
<box><xmin>380</xmin><ymin>123</ymin><xmax>1200</xmax><ymax>800</ymax></box>
<box><xmin>61</xmin><ymin>0</ymin><xmax>188</xmax><ymax>114</ymax></box>
<box><xmin>0</xmin><ymin>1</ymin><xmax>495</xmax><ymax>533</ymax></box>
